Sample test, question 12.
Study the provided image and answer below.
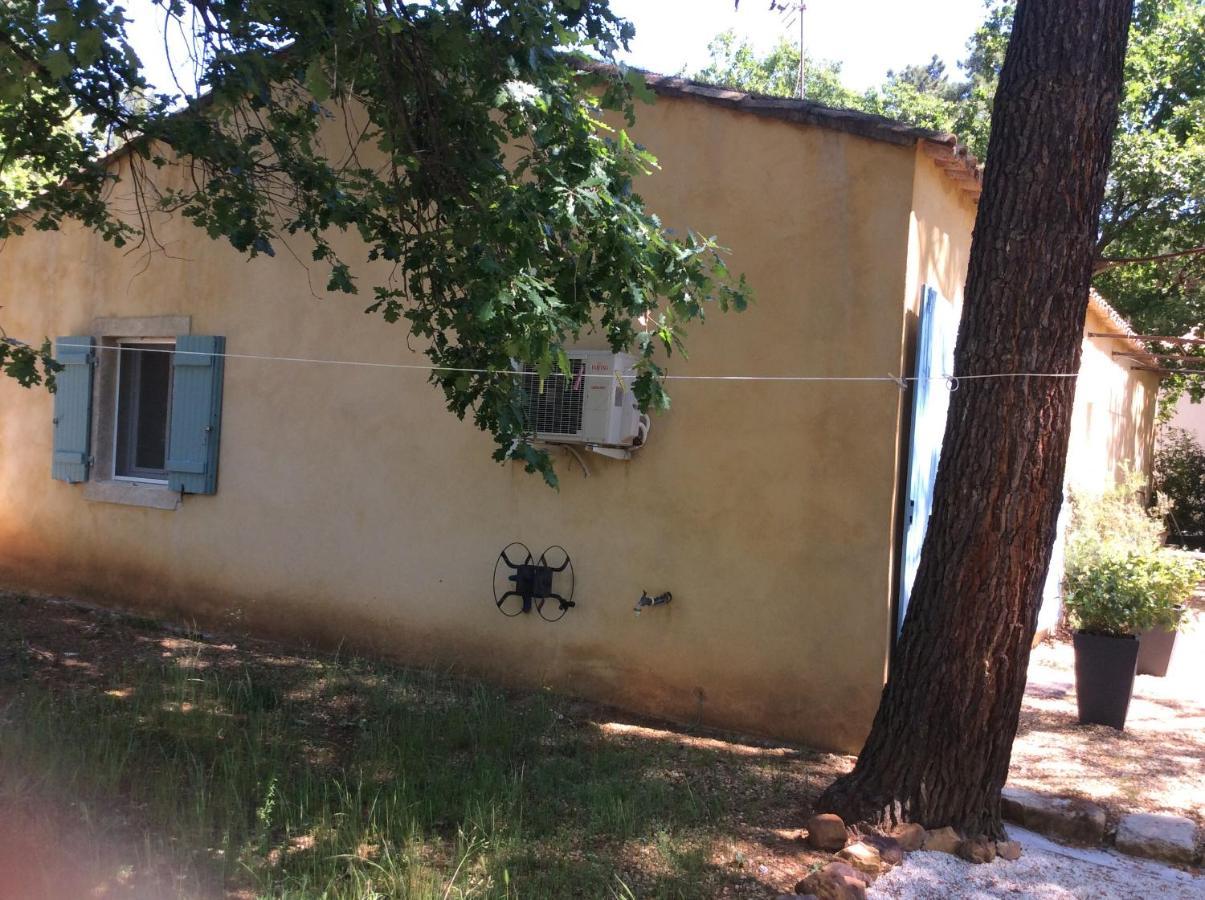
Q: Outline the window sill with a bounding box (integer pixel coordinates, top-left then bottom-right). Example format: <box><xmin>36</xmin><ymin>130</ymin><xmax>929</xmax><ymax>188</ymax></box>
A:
<box><xmin>83</xmin><ymin>480</ymin><xmax>180</xmax><ymax>510</ymax></box>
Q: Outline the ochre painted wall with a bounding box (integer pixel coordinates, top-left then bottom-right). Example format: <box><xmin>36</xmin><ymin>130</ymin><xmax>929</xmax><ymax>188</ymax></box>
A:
<box><xmin>0</xmin><ymin>94</ymin><xmax>918</xmax><ymax>752</ymax></box>
<box><xmin>1064</xmin><ymin>306</ymin><xmax>1161</xmax><ymax>492</ymax></box>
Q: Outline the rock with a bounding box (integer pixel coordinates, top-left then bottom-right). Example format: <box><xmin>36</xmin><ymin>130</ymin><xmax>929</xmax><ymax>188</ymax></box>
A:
<box><xmin>837</xmin><ymin>841</ymin><xmax>882</xmax><ymax>875</ymax></box>
<box><xmin>794</xmin><ymin>862</ymin><xmax>868</xmax><ymax>900</ymax></box>
<box><xmin>805</xmin><ymin>813</ymin><xmax>849</xmax><ymax>851</ymax></box>
<box><xmin>957</xmin><ymin>836</ymin><xmax>998</xmax><ymax>864</ymax></box>
<box><xmin>776</xmin><ymin>895</ymin><xmax>818</xmax><ymax>900</ymax></box>
<box><xmin>922</xmin><ymin>826</ymin><xmax>962</xmax><ymax>855</ymax></box>
<box><xmin>996</xmin><ymin>840</ymin><xmax>1023</xmax><ymax>861</ymax></box>
<box><xmin>890</xmin><ymin>823</ymin><xmax>926</xmax><ymax>852</ymax></box>
<box><xmin>1115</xmin><ymin>812</ymin><xmax>1198</xmax><ymax>865</ymax></box>
<box><xmin>1001</xmin><ymin>786</ymin><xmax>1107</xmax><ymax>845</ymax></box>
<box><xmin>862</xmin><ymin>833</ymin><xmax>904</xmax><ymax>865</ymax></box>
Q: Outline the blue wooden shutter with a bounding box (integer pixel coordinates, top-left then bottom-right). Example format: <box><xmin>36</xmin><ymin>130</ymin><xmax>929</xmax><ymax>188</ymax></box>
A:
<box><xmin>166</xmin><ymin>335</ymin><xmax>225</xmax><ymax>494</ymax></box>
<box><xmin>898</xmin><ymin>287</ymin><xmax>958</xmax><ymax>633</ymax></box>
<box><xmin>51</xmin><ymin>336</ymin><xmax>95</xmax><ymax>483</ymax></box>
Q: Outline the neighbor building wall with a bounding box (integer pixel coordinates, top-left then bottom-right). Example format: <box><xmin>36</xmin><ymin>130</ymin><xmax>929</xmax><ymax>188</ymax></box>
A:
<box><xmin>0</xmin><ymin>92</ymin><xmax>918</xmax><ymax>752</ymax></box>
<box><xmin>1167</xmin><ymin>392</ymin><xmax>1205</xmax><ymax>444</ymax></box>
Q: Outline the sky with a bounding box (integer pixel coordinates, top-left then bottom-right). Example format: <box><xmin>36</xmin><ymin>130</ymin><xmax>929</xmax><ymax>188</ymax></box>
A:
<box><xmin>608</xmin><ymin>0</ymin><xmax>988</xmax><ymax>90</ymax></box>
<box><xmin>123</xmin><ymin>0</ymin><xmax>991</xmax><ymax>97</ymax></box>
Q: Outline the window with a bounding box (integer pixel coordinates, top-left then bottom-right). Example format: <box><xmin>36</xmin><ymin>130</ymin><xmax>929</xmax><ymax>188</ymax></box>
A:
<box><xmin>114</xmin><ymin>340</ymin><xmax>174</xmax><ymax>482</ymax></box>
<box><xmin>52</xmin><ymin>329</ymin><xmax>226</xmax><ymax>497</ymax></box>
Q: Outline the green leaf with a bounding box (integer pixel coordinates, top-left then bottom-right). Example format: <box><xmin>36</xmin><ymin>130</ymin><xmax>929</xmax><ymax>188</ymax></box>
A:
<box><xmin>75</xmin><ymin>28</ymin><xmax>103</xmax><ymax>67</ymax></box>
<box><xmin>305</xmin><ymin>58</ymin><xmax>330</xmax><ymax>103</ymax></box>
<box><xmin>624</xmin><ymin>68</ymin><xmax>656</xmax><ymax>105</ymax></box>
<box><xmin>43</xmin><ymin>49</ymin><xmax>73</xmax><ymax>80</ymax></box>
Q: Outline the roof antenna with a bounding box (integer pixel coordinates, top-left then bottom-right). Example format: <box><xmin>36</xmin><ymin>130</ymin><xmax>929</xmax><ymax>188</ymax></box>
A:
<box><xmin>776</xmin><ymin>2</ymin><xmax>808</xmax><ymax>99</ymax></box>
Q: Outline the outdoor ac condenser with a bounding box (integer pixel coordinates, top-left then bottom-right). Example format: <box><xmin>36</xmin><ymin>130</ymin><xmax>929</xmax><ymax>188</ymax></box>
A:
<box><xmin>519</xmin><ymin>350</ymin><xmax>649</xmax><ymax>453</ymax></box>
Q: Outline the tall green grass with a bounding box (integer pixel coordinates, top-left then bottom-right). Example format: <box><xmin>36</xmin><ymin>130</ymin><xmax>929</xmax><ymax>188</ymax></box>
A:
<box><xmin>0</xmin><ymin>642</ymin><xmax>738</xmax><ymax>898</ymax></box>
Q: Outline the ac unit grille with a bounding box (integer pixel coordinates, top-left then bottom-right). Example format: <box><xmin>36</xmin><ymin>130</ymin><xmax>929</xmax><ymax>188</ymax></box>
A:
<box><xmin>521</xmin><ymin>361</ymin><xmax>586</xmax><ymax>435</ymax></box>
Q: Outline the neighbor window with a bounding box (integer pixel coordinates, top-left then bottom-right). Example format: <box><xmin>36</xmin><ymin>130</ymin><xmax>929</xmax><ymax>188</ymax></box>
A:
<box><xmin>114</xmin><ymin>340</ymin><xmax>175</xmax><ymax>482</ymax></box>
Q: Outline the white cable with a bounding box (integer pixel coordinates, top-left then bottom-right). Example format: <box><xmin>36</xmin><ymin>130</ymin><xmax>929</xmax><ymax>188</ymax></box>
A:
<box><xmin>74</xmin><ymin>342</ymin><xmax>1083</xmax><ymax>385</ymax></box>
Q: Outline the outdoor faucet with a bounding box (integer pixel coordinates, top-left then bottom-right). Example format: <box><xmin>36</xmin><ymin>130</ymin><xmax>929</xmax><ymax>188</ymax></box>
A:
<box><xmin>634</xmin><ymin>590</ymin><xmax>672</xmax><ymax>614</ymax></box>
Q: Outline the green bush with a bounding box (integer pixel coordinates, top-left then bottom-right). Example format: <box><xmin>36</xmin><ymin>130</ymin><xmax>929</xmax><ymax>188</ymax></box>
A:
<box><xmin>1064</xmin><ymin>473</ymin><xmax>1169</xmax><ymax>576</ymax></box>
<box><xmin>1155</xmin><ymin>427</ymin><xmax>1205</xmax><ymax>539</ymax></box>
<box><xmin>1063</xmin><ymin>550</ymin><xmax>1199</xmax><ymax>636</ymax></box>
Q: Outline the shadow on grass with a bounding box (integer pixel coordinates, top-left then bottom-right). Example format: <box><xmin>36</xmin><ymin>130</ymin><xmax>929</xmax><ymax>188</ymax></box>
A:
<box><xmin>0</xmin><ymin>594</ymin><xmax>845</xmax><ymax>899</ymax></box>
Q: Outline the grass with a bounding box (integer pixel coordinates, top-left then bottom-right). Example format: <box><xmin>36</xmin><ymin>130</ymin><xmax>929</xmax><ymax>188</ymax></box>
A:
<box><xmin>0</xmin><ymin>598</ymin><xmax>842</xmax><ymax>898</ymax></box>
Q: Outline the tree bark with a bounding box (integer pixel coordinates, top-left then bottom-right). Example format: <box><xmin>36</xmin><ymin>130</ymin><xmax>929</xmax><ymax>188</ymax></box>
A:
<box><xmin>817</xmin><ymin>0</ymin><xmax>1134</xmax><ymax>840</ymax></box>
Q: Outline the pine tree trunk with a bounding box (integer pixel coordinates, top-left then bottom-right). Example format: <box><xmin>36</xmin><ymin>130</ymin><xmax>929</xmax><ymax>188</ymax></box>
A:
<box><xmin>817</xmin><ymin>0</ymin><xmax>1134</xmax><ymax>840</ymax></box>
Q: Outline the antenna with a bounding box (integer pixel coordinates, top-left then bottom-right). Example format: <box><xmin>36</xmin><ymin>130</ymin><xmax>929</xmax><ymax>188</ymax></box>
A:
<box><xmin>776</xmin><ymin>1</ymin><xmax>807</xmax><ymax>99</ymax></box>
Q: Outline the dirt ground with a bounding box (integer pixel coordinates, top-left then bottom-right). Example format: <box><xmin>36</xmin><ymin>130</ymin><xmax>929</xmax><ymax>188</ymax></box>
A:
<box><xmin>0</xmin><ymin>592</ymin><xmax>850</xmax><ymax>898</ymax></box>
<box><xmin>1</xmin><ymin>590</ymin><xmax>1201</xmax><ymax>898</ymax></box>
<box><xmin>1009</xmin><ymin>593</ymin><xmax>1205</xmax><ymax>834</ymax></box>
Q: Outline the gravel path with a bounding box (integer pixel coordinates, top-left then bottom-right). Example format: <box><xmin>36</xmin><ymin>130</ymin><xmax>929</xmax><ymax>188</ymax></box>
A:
<box><xmin>1010</xmin><ymin>598</ymin><xmax>1205</xmax><ymax>830</ymax></box>
<box><xmin>867</xmin><ymin>828</ymin><xmax>1204</xmax><ymax>899</ymax></box>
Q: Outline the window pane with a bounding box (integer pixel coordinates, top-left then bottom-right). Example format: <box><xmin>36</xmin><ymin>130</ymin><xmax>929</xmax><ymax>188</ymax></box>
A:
<box><xmin>116</xmin><ymin>343</ymin><xmax>173</xmax><ymax>478</ymax></box>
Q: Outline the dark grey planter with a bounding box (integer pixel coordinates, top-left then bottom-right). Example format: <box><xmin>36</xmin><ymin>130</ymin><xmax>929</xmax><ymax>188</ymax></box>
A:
<box><xmin>1136</xmin><ymin>625</ymin><xmax>1178</xmax><ymax>677</ymax></box>
<box><xmin>1073</xmin><ymin>631</ymin><xmax>1139</xmax><ymax>730</ymax></box>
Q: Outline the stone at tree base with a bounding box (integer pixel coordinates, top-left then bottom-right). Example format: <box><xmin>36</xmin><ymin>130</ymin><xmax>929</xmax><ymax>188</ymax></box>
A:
<box><xmin>957</xmin><ymin>836</ymin><xmax>998</xmax><ymax>864</ymax></box>
<box><xmin>805</xmin><ymin>813</ymin><xmax>850</xmax><ymax>851</ymax></box>
<box><xmin>775</xmin><ymin>895</ymin><xmax>818</xmax><ymax>900</ymax></box>
<box><xmin>1115</xmin><ymin>812</ymin><xmax>1198</xmax><ymax>865</ymax></box>
<box><xmin>1001</xmin><ymin>786</ymin><xmax>1106</xmax><ymax>845</ymax></box>
<box><xmin>890</xmin><ymin>823</ymin><xmax>926</xmax><ymax>852</ymax></box>
<box><xmin>922</xmin><ymin>826</ymin><xmax>962</xmax><ymax>855</ymax></box>
<box><xmin>794</xmin><ymin>861</ymin><xmax>867</xmax><ymax>900</ymax></box>
<box><xmin>996</xmin><ymin>840</ymin><xmax>1023</xmax><ymax>861</ymax></box>
<box><xmin>837</xmin><ymin>841</ymin><xmax>883</xmax><ymax>876</ymax></box>
<box><xmin>861</xmin><ymin>833</ymin><xmax>904</xmax><ymax>865</ymax></box>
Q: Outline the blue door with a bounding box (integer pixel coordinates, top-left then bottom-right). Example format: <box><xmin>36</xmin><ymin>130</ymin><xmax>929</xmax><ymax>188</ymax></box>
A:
<box><xmin>899</xmin><ymin>286</ymin><xmax>958</xmax><ymax>633</ymax></box>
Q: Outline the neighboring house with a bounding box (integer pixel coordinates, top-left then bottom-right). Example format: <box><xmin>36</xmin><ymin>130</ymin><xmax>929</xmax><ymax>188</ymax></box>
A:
<box><xmin>1168</xmin><ymin>394</ymin><xmax>1205</xmax><ymax>440</ymax></box>
<box><xmin>0</xmin><ymin>73</ymin><xmax>1159</xmax><ymax>753</ymax></box>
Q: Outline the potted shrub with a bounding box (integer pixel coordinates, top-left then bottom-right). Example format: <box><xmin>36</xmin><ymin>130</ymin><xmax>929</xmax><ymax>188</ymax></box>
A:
<box><xmin>1062</xmin><ymin>552</ymin><xmax>1199</xmax><ymax>728</ymax></box>
<box><xmin>1135</xmin><ymin>555</ymin><xmax>1198</xmax><ymax>677</ymax></box>
<box><xmin>1063</xmin><ymin>555</ymin><xmax>1143</xmax><ymax>729</ymax></box>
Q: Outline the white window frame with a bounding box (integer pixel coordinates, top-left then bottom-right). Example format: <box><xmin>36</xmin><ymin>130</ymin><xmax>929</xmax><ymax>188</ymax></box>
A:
<box><xmin>111</xmin><ymin>336</ymin><xmax>176</xmax><ymax>486</ymax></box>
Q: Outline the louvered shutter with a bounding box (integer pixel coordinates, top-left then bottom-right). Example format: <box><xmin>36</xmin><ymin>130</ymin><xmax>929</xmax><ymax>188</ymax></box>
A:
<box><xmin>51</xmin><ymin>336</ymin><xmax>95</xmax><ymax>483</ymax></box>
<box><xmin>166</xmin><ymin>335</ymin><xmax>225</xmax><ymax>494</ymax></box>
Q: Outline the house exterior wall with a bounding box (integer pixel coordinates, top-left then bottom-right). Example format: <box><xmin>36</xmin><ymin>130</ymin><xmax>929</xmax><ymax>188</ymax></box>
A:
<box><xmin>901</xmin><ymin>157</ymin><xmax>1160</xmax><ymax>637</ymax></box>
<box><xmin>0</xmin><ymin>93</ymin><xmax>918</xmax><ymax>752</ymax></box>
<box><xmin>905</xmin><ymin>151</ymin><xmax>977</xmax><ymax>324</ymax></box>
<box><xmin>902</xmin><ymin>155</ymin><xmax>1159</xmax><ymax>495</ymax></box>
<box><xmin>1064</xmin><ymin>307</ymin><xmax>1161</xmax><ymax>492</ymax></box>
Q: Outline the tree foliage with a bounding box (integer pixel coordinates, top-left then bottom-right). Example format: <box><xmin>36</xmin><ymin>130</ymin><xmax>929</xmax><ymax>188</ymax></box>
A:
<box><xmin>0</xmin><ymin>0</ymin><xmax>749</xmax><ymax>486</ymax></box>
<box><xmin>1155</xmin><ymin>426</ymin><xmax>1205</xmax><ymax>538</ymax></box>
<box><xmin>694</xmin><ymin>0</ymin><xmax>1204</xmax><ymax>339</ymax></box>
<box><xmin>693</xmin><ymin>29</ymin><xmax>863</xmax><ymax>110</ymax></box>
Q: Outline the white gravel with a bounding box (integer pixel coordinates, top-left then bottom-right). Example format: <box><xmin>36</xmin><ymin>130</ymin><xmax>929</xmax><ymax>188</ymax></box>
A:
<box><xmin>866</xmin><ymin>828</ymin><xmax>1204</xmax><ymax>899</ymax></box>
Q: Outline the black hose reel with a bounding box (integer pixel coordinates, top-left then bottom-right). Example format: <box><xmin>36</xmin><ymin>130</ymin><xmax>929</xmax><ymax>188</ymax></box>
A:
<box><xmin>493</xmin><ymin>543</ymin><xmax>576</xmax><ymax>622</ymax></box>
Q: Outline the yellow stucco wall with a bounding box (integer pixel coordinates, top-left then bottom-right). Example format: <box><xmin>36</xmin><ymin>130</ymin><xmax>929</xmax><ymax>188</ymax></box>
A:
<box><xmin>1064</xmin><ymin>307</ymin><xmax>1161</xmax><ymax>491</ymax></box>
<box><xmin>0</xmin><ymin>94</ymin><xmax>920</xmax><ymax>752</ymax></box>
<box><xmin>905</xmin><ymin>150</ymin><xmax>976</xmax><ymax>324</ymax></box>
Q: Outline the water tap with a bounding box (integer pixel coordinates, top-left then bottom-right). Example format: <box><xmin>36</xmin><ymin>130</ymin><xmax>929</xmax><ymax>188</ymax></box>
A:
<box><xmin>634</xmin><ymin>590</ymin><xmax>672</xmax><ymax>614</ymax></box>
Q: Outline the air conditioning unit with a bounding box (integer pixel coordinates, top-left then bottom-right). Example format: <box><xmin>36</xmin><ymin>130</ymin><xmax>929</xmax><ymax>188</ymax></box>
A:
<box><xmin>519</xmin><ymin>350</ymin><xmax>649</xmax><ymax>454</ymax></box>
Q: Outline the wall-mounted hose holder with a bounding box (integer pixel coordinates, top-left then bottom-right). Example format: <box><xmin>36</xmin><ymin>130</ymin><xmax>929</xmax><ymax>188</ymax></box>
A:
<box><xmin>493</xmin><ymin>543</ymin><xmax>575</xmax><ymax>622</ymax></box>
<box><xmin>635</xmin><ymin>590</ymin><xmax>672</xmax><ymax>614</ymax></box>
